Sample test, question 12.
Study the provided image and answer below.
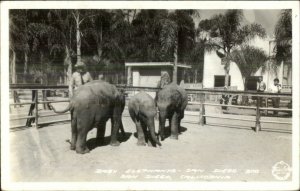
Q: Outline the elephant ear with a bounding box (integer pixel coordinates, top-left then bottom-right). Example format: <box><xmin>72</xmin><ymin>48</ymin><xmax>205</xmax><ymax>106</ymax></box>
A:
<box><xmin>115</xmin><ymin>91</ymin><xmax>124</xmax><ymax>107</ymax></box>
<box><xmin>135</xmin><ymin>104</ymin><xmax>140</xmax><ymax>118</ymax></box>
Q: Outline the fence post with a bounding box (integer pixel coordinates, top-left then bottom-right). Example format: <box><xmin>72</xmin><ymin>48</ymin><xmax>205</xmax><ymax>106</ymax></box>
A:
<box><xmin>35</xmin><ymin>90</ymin><xmax>39</xmax><ymax>128</ymax></box>
<box><xmin>42</xmin><ymin>90</ymin><xmax>50</xmax><ymax>110</ymax></box>
<box><xmin>255</xmin><ymin>96</ymin><xmax>261</xmax><ymax>132</ymax></box>
<box><xmin>199</xmin><ymin>93</ymin><xmax>206</xmax><ymax>126</ymax></box>
<box><xmin>265</xmin><ymin>97</ymin><xmax>268</xmax><ymax>115</ymax></box>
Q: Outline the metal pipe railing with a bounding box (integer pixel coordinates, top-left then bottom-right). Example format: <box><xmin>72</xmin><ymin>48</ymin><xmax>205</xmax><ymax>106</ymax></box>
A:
<box><xmin>9</xmin><ymin>84</ymin><xmax>292</xmax><ymax>132</ymax></box>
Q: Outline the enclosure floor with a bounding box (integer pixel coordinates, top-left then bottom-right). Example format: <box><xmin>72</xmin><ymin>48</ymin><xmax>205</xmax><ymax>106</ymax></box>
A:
<box><xmin>8</xmin><ymin>112</ymin><xmax>292</xmax><ymax>182</ymax></box>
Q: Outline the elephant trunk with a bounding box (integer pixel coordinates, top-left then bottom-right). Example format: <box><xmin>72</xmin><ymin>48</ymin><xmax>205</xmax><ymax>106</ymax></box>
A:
<box><xmin>147</xmin><ymin>118</ymin><xmax>161</xmax><ymax>146</ymax></box>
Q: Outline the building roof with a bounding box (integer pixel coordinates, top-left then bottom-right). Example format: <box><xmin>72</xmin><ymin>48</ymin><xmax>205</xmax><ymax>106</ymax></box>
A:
<box><xmin>125</xmin><ymin>62</ymin><xmax>191</xmax><ymax>69</ymax></box>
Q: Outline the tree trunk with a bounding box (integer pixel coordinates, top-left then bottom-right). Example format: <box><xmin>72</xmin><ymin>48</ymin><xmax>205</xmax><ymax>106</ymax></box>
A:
<box><xmin>64</xmin><ymin>46</ymin><xmax>73</xmax><ymax>97</ymax></box>
<box><xmin>97</xmin><ymin>23</ymin><xmax>103</xmax><ymax>58</ymax></box>
<box><xmin>242</xmin><ymin>77</ymin><xmax>248</xmax><ymax>105</ymax></box>
<box><xmin>11</xmin><ymin>50</ymin><xmax>17</xmax><ymax>84</ymax></box>
<box><xmin>224</xmin><ymin>53</ymin><xmax>230</xmax><ymax>87</ymax></box>
<box><xmin>40</xmin><ymin>51</ymin><xmax>44</xmax><ymax>83</ymax></box>
<box><xmin>75</xmin><ymin>11</ymin><xmax>81</xmax><ymax>64</ymax></box>
<box><xmin>23</xmin><ymin>52</ymin><xmax>28</xmax><ymax>83</ymax></box>
<box><xmin>243</xmin><ymin>77</ymin><xmax>247</xmax><ymax>91</ymax></box>
<box><xmin>64</xmin><ymin>46</ymin><xmax>72</xmax><ymax>82</ymax></box>
<box><xmin>173</xmin><ymin>38</ymin><xmax>178</xmax><ymax>84</ymax></box>
<box><xmin>76</xmin><ymin>27</ymin><xmax>81</xmax><ymax>63</ymax></box>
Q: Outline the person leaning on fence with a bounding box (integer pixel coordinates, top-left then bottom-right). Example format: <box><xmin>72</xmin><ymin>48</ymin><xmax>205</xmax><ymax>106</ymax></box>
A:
<box><xmin>69</xmin><ymin>61</ymin><xmax>93</xmax><ymax>97</ymax></box>
<box><xmin>269</xmin><ymin>78</ymin><xmax>282</xmax><ymax>116</ymax></box>
<box><xmin>256</xmin><ymin>76</ymin><xmax>266</xmax><ymax>107</ymax></box>
<box><xmin>157</xmin><ymin>72</ymin><xmax>171</xmax><ymax>89</ymax></box>
<box><xmin>220</xmin><ymin>86</ymin><xmax>231</xmax><ymax>110</ymax></box>
<box><xmin>155</xmin><ymin>72</ymin><xmax>171</xmax><ymax>109</ymax></box>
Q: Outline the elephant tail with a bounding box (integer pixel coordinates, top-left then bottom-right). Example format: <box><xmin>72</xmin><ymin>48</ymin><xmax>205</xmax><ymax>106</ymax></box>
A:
<box><xmin>49</xmin><ymin>103</ymin><xmax>72</xmax><ymax>114</ymax></box>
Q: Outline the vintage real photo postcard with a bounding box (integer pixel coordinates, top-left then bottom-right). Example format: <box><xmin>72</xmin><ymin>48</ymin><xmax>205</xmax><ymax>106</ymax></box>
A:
<box><xmin>1</xmin><ymin>1</ymin><xmax>299</xmax><ymax>190</ymax></box>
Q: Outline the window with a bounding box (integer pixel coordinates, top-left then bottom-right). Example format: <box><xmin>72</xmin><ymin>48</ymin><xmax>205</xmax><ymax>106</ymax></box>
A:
<box><xmin>214</xmin><ymin>75</ymin><xmax>231</xmax><ymax>87</ymax></box>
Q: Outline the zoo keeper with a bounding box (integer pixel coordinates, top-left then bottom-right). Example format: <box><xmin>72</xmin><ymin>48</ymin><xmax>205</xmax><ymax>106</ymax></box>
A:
<box><xmin>256</xmin><ymin>76</ymin><xmax>266</xmax><ymax>107</ymax></box>
<box><xmin>270</xmin><ymin>78</ymin><xmax>282</xmax><ymax>116</ymax></box>
<box><xmin>69</xmin><ymin>61</ymin><xmax>93</xmax><ymax>97</ymax></box>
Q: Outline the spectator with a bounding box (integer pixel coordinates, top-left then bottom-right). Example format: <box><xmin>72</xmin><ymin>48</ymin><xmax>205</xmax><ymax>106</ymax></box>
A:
<box><xmin>220</xmin><ymin>86</ymin><xmax>231</xmax><ymax>110</ymax></box>
<box><xmin>270</xmin><ymin>78</ymin><xmax>282</xmax><ymax>116</ymax></box>
<box><xmin>256</xmin><ymin>76</ymin><xmax>266</xmax><ymax>107</ymax></box>
<box><xmin>257</xmin><ymin>76</ymin><xmax>266</xmax><ymax>92</ymax></box>
<box><xmin>69</xmin><ymin>61</ymin><xmax>93</xmax><ymax>97</ymax></box>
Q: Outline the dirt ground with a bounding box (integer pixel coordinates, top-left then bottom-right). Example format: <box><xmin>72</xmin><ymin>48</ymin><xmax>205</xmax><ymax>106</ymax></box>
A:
<box><xmin>8</xmin><ymin>102</ymin><xmax>292</xmax><ymax>182</ymax></box>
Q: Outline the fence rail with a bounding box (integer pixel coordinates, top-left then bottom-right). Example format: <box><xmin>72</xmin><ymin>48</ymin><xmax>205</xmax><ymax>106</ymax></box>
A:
<box><xmin>9</xmin><ymin>84</ymin><xmax>292</xmax><ymax>132</ymax></box>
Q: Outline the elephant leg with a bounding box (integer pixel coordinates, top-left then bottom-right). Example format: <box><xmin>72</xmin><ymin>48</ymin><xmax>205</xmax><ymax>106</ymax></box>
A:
<box><xmin>170</xmin><ymin>112</ymin><xmax>179</xmax><ymax>140</ymax></box>
<box><xmin>178</xmin><ymin>118</ymin><xmax>182</xmax><ymax>134</ymax></box>
<box><xmin>70</xmin><ymin>116</ymin><xmax>77</xmax><ymax>150</ymax></box>
<box><xmin>118</xmin><ymin>119</ymin><xmax>126</xmax><ymax>138</ymax></box>
<box><xmin>96</xmin><ymin>121</ymin><xmax>106</xmax><ymax>143</ymax></box>
<box><xmin>136</xmin><ymin>120</ymin><xmax>146</xmax><ymax>146</ymax></box>
<box><xmin>159</xmin><ymin>115</ymin><xmax>166</xmax><ymax>141</ymax></box>
<box><xmin>110</xmin><ymin>115</ymin><xmax>121</xmax><ymax>146</ymax></box>
<box><xmin>178</xmin><ymin>111</ymin><xmax>184</xmax><ymax>134</ymax></box>
<box><xmin>75</xmin><ymin>120</ymin><xmax>90</xmax><ymax>154</ymax></box>
<box><xmin>141</xmin><ymin>121</ymin><xmax>152</xmax><ymax>146</ymax></box>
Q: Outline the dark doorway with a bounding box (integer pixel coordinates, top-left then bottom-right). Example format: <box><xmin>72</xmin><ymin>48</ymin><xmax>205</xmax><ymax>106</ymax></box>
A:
<box><xmin>214</xmin><ymin>75</ymin><xmax>231</xmax><ymax>87</ymax></box>
<box><xmin>246</xmin><ymin>76</ymin><xmax>261</xmax><ymax>90</ymax></box>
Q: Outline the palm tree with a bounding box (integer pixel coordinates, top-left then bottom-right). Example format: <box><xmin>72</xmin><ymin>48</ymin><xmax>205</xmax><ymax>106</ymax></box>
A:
<box><xmin>274</xmin><ymin>9</ymin><xmax>292</xmax><ymax>65</ymax></box>
<box><xmin>198</xmin><ymin>10</ymin><xmax>266</xmax><ymax>87</ymax></box>
<box><xmin>229</xmin><ymin>45</ymin><xmax>268</xmax><ymax>90</ymax></box>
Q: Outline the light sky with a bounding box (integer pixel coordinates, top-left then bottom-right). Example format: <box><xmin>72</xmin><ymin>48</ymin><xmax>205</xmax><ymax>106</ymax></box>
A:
<box><xmin>195</xmin><ymin>9</ymin><xmax>282</xmax><ymax>38</ymax></box>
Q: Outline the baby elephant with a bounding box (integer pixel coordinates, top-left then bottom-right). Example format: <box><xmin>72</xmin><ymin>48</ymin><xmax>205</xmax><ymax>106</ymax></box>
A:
<box><xmin>128</xmin><ymin>92</ymin><xmax>162</xmax><ymax>147</ymax></box>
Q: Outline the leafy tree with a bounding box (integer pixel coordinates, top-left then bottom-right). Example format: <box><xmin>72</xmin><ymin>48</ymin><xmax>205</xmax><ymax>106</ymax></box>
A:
<box><xmin>131</xmin><ymin>10</ymin><xmax>169</xmax><ymax>62</ymax></box>
<box><xmin>9</xmin><ymin>10</ymin><xmax>30</xmax><ymax>83</ymax></box>
<box><xmin>25</xmin><ymin>10</ymin><xmax>66</xmax><ymax>84</ymax></box>
<box><xmin>81</xmin><ymin>10</ymin><xmax>136</xmax><ymax>83</ymax></box>
<box><xmin>9</xmin><ymin>9</ymin><xmax>200</xmax><ymax>85</ymax></box>
<box><xmin>274</xmin><ymin>9</ymin><xmax>292</xmax><ymax>64</ymax></box>
<box><xmin>198</xmin><ymin>10</ymin><xmax>266</xmax><ymax>86</ymax></box>
<box><xmin>160</xmin><ymin>10</ymin><xmax>198</xmax><ymax>83</ymax></box>
<box><xmin>46</xmin><ymin>10</ymin><xmax>77</xmax><ymax>85</ymax></box>
<box><xmin>229</xmin><ymin>45</ymin><xmax>268</xmax><ymax>90</ymax></box>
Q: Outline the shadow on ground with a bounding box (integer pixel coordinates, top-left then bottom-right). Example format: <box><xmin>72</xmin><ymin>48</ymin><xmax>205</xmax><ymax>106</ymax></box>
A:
<box><xmin>86</xmin><ymin>132</ymin><xmax>132</xmax><ymax>151</ymax></box>
<box><xmin>132</xmin><ymin>126</ymin><xmax>187</xmax><ymax>139</ymax></box>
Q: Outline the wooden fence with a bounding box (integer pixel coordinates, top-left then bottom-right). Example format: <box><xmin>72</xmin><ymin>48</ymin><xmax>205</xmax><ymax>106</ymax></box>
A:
<box><xmin>9</xmin><ymin>84</ymin><xmax>292</xmax><ymax>132</ymax></box>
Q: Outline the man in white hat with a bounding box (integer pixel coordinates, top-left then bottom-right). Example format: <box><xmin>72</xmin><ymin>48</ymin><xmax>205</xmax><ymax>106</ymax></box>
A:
<box><xmin>69</xmin><ymin>61</ymin><xmax>93</xmax><ymax>97</ymax></box>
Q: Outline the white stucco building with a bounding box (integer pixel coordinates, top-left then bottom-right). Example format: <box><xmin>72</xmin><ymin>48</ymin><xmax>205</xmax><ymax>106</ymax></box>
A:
<box><xmin>202</xmin><ymin>37</ymin><xmax>292</xmax><ymax>92</ymax></box>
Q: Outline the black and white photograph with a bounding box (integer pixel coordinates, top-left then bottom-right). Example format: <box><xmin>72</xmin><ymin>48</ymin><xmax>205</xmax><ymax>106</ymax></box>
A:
<box><xmin>1</xmin><ymin>1</ymin><xmax>299</xmax><ymax>190</ymax></box>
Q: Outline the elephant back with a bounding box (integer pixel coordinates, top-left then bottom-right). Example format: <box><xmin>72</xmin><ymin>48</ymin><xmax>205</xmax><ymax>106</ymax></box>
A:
<box><xmin>71</xmin><ymin>80</ymin><xmax>121</xmax><ymax>109</ymax></box>
<box><xmin>157</xmin><ymin>83</ymin><xmax>188</xmax><ymax>110</ymax></box>
<box><xmin>129</xmin><ymin>92</ymin><xmax>156</xmax><ymax>117</ymax></box>
<box><xmin>84</xmin><ymin>80</ymin><xmax>119</xmax><ymax>97</ymax></box>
